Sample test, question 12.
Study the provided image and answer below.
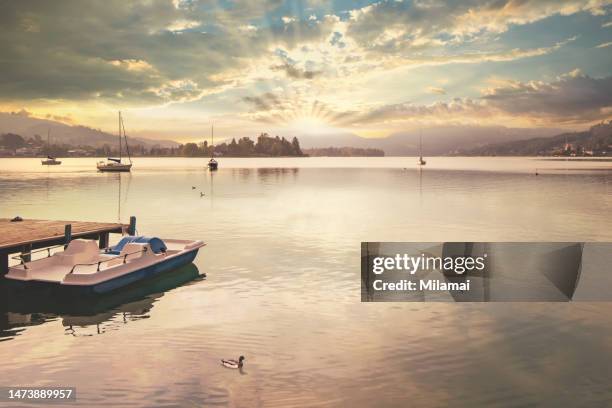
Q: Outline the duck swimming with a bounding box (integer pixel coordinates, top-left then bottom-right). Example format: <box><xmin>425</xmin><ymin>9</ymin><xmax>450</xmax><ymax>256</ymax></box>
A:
<box><xmin>221</xmin><ymin>356</ymin><xmax>245</xmax><ymax>369</ymax></box>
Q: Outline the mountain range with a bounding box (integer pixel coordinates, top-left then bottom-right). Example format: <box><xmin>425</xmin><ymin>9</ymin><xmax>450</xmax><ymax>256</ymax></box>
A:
<box><xmin>458</xmin><ymin>121</ymin><xmax>612</xmax><ymax>156</ymax></box>
<box><xmin>0</xmin><ymin>111</ymin><xmax>178</xmax><ymax>148</ymax></box>
<box><xmin>1</xmin><ymin>110</ymin><xmax>598</xmax><ymax>156</ymax></box>
<box><xmin>295</xmin><ymin>126</ymin><xmax>564</xmax><ymax>155</ymax></box>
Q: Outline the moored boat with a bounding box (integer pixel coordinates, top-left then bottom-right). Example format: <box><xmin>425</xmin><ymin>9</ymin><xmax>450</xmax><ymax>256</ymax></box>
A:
<box><xmin>41</xmin><ymin>130</ymin><xmax>62</xmax><ymax>165</ymax></box>
<box><xmin>5</xmin><ymin>236</ymin><xmax>205</xmax><ymax>295</ymax></box>
<box><xmin>98</xmin><ymin>111</ymin><xmax>133</xmax><ymax>172</ymax></box>
<box><xmin>207</xmin><ymin>124</ymin><xmax>219</xmax><ymax>171</ymax></box>
<box><xmin>42</xmin><ymin>156</ymin><xmax>62</xmax><ymax>165</ymax></box>
<box><xmin>97</xmin><ymin>159</ymin><xmax>132</xmax><ymax>172</ymax></box>
<box><xmin>208</xmin><ymin>158</ymin><xmax>218</xmax><ymax>171</ymax></box>
<box><xmin>417</xmin><ymin>129</ymin><xmax>426</xmax><ymax>166</ymax></box>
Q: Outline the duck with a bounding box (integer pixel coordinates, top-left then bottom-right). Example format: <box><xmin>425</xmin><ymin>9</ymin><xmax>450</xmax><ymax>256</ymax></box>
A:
<box><xmin>192</xmin><ymin>186</ymin><xmax>196</xmax><ymax>189</ymax></box>
<box><xmin>221</xmin><ymin>356</ymin><xmax>245</xmax><ymax>369</ymax></box>
<box><xmin>200</xmin><ymin>192</ymin><xmax>205</xmax><ymax>197</ymax></box>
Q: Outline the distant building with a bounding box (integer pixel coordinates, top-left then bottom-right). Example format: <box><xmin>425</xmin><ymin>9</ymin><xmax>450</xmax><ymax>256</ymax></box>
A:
<box><xmin>15</xmin><ymin>147</ymin><xmax>38</xmax><ymax>156</ymax></box>
<box><xmin>67</xmin><ymin>149</ymin><xmax>92</xmax><ymax>156</ymax></box>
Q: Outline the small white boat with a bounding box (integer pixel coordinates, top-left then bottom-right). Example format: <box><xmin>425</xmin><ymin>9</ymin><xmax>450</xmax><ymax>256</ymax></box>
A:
<box><xmin>41</xmin><ymin>130</ymin><xmax>62</xmax><ymax>165</ymax></box>
<box><xmin>5</xmin><ymin>236</ymin><xmax>205</xmax><ymax>295</ymax></box>
<box><xmin>98</xmin><ymin>111</ymin><xmax>132</xmax><ymax>172</ymax></box>
<box><xmin>97</xmin><ymin>159</ymin><xmax>132</xmax><ymax>172</ymax></box>
<box><xmin>208</xmin><ymin>158</ymin><xmax>218</xmax><ymax>171</ymax></box>
<box><xmin>207</xmin><ymin>124</ymin><xmax>218</xmax><ymax>171</ymax></box>
<box><xmin>417</xmin><ymin>129</ymin><xmax>426</xmax><ymax>166</ymax></box>
<box><xmin>42</xmin><ymin>156</ymin><xmax>62</xmax><ymax>165</ymax></box>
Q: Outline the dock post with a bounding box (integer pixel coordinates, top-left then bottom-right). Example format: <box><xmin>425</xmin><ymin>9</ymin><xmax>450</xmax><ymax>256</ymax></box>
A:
<box><xmin>0</xmin><ymin>250</ymin><xmax>7</xmax><ymax>276</ymax></box>
<box><xmin>128</xmin><ymin>216</ymin><xmax>136</xmax><ymax>236</ymax></box>
<box><xmin>99</xmin><ymin>232</ymin><xmax>109</xmax><ymax>249</ymax></box>
<box><xmin>22</xmin><ymin>244</ymin><xmax>32</xmax><ymax>262</ymax></box>
<box><xmin>64</xmin><ymin>224</ymin><xmax>72</xmax><ymax>247</ymax></box>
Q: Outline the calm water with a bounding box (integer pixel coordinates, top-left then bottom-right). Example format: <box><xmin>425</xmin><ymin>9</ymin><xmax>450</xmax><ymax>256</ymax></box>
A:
<box><xmin>0</xmin><ymin>157</ymin><xmax>611</xmax><ymax>407</ymax></box>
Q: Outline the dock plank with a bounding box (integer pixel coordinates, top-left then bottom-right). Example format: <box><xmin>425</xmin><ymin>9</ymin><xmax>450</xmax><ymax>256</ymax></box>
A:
<box><xmin>0</xmin><ymin>218</ymin><xmax>126</xmax><ymax>251</ymax></box>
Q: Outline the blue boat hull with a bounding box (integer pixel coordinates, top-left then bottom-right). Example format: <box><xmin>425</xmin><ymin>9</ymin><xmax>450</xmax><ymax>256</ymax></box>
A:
<box><xmin>5</xmin><ymin>248</ymin><xmax>201</xmax><ymax>296</ymax></box>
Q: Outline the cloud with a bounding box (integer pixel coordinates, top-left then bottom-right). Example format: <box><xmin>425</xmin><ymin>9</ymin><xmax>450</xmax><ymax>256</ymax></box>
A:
<box><xmin>342</xmin><ymin>98</ymin><xmax>489</xmax><ymax>126</ymax></box>
<box><xmin>427</xmin><ymin>87</ymin><xmax>447</xmax><ymax>95</ymax></box>
<box><xmin>109</xmin><ymin>59</ymin><xmax>157</xmax><ymax>72</ymax></box>
<box><xmin>45</xmin><ymin>113</ymin><xmax>75</xmax><ymax>124</ymax></box>
<box><xmin>268</xmin><ymin>14</ymin><xmax>338</xmax><ymax>49</ymax></box>
<box><xmin>164</xmin><ymin>19</ymin><xmax>201</xmax><ymax>32</ymax></box>
<box><xmin>0</xmin><ymin>0</ymin><xmax>610</xmax><ymax>133</ymax></box>
<box><xmin>481</xmin><ymin>70</ymin><xmax>612</xmax><ymax>122</ymax></box>
<box><xmin>271</xmin><ymin>63</ymin><xmax>322</xmax><ymax>79</ymax></box>
<box><xmin>242</xmin><ymin>92</ymin><xmax>283</xmax><ymax>112</ymax></box>
<box><xmin>313</xmin><ymin>71</ymin><xmax>612</xmax><ymax>127</ymax></box>
<box><xmin>347</xmin><ymin>0</ymin><xmax>610</xmax><ymax>54</ymax></box>
<box><xmin>0</xmin><ymin>0</ymin><xmax>331</xmax><ymax>104</ymax></box>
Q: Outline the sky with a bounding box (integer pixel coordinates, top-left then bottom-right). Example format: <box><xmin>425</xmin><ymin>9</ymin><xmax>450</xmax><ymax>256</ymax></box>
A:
<box><xmin>0</xmin><ymin>0</ymin><xmax>611</xmax><ymax>143</ymax></box>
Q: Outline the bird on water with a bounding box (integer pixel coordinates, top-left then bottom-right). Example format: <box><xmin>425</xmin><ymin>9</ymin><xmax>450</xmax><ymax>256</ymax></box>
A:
<box><xmin>221</xmin><ymin>356</ymin><xmax>245</xmax><ymax>369</ymax></box>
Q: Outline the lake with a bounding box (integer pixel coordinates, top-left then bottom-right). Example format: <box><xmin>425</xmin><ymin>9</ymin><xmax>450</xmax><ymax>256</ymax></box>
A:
<box><xmin>1</xmin><ymin>157</ymin><xmax>611</xmax><ymax>407</ymax></box>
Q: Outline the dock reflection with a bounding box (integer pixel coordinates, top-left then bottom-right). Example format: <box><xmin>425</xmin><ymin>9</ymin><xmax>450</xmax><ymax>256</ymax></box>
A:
<box><xmin>0</xmin><ymin>264</ymin><xmax>203</xmax><ymax>341</ymax></box>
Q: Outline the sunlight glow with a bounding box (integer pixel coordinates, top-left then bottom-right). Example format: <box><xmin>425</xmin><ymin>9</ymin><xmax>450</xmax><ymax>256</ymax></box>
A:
<box><xmin>287</xmin><ymin>115</ymin><xmax>334</xmax><ymax>133</ymax></box>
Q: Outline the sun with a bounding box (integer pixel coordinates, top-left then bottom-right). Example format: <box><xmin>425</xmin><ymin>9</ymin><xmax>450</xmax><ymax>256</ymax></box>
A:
<box><xmin>287</xmin><ymin>115</ymin><xmax>334</xmax><ymax>133</ymax></box>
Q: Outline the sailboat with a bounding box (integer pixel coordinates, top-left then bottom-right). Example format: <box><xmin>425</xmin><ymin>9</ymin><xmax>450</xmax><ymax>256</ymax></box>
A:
<box><xmin>417</xmin><ymin>129</ymin><xmax>426</xmax><ymax>166</ymax></box>
<box><xmin>97</xmin><ymin>112</ymin><xmax>133</xmax><ymax>172</ymax></box>
<box><xmin>207</xmin><ymin>124</ymin><xmax>218</xmax><ymax>171</ymax></box>
<box><xmin>41</xmin><ymin>129</ymin><xmax>61</xmax><ymax>165</ymax></box>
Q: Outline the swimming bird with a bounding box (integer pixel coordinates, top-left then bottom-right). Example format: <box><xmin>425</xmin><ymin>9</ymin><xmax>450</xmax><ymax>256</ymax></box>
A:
<box><xmin>200</xmin><ymin>192</ymin><xmax>205</xmax><ymax>197</ymax></box>
<box><xmin>221</xmin><ymin>356</ymin><xmax>245</xmax><ymax>369</ymax></box>
<box><xmin>535</xmin><ymin>169</ymin><xmax>539</xmax><ymax>176</ymax></box>
<box><xmin>192</xmin><ymin>186</ymin><xmax>196</xmax><ymax>189</ymax></box>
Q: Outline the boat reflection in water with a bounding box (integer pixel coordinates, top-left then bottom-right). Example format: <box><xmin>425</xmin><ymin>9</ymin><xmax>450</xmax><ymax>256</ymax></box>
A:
<box><xmin>0</xmin><ymin>264</ymin><xmax>203</xmax><ymax>340</ymax></box>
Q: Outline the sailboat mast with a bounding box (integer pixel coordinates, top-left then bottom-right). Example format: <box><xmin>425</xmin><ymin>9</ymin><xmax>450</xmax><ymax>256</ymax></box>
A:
<box><xmin>419</xmin><ymin>129</ymin><xmax>423</xmax><ymax>159</ymax></box>
<box><xmin>211</xmin><ymin>124</ymin><xmax>214</xmax><ymax>159</ymax></box>
<box><xmin>118</xmin><ymin>111</ymin><xmax>122</xmax><ymax>161</ymax></box>
<box><xmin>121</xmin><ymin>113</ymin><xmax>132</xmax><ymax>164</ymax></box>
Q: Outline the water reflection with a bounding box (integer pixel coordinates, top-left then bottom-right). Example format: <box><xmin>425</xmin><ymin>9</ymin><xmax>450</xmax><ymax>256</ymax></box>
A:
<box><xmin>0</xmin><ymin>159</ymin><xmax>610</xmax><ymax>407</ymax></box>
<box><xmin>115</xmin><ymin>172</ymin><xmax>132</xmax><ymax>222</ymax></box>
<box><xmin>256</xmin><ymin>167</ymin><xmax>299</xmax><ymax>183</ymax></box>
<box><xmin>0</xmin><ymin>264</ymin><xmax>203</xmax><ymax>341</ymax></box>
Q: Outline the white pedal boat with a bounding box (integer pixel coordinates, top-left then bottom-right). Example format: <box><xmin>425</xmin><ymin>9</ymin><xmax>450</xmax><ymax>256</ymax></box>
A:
<box><xmin>5</xmin><ymin>236</ymin><xmax>205</xmax><ymax>295</ymax></box>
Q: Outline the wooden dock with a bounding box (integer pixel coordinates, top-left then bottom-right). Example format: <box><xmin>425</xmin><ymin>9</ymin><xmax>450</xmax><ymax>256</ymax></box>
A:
<box><xmin>0</xmin><ymin>218</ymin><xmax>133</xmax><ymax>275</ymax></box>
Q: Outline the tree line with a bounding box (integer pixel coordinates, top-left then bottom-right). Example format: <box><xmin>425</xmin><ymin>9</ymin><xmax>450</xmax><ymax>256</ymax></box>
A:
<box><xmin>176</xmin><ymin>133</ymin><xmax>304</xmax><ymax>157</ymax></box>
<box><xmin>0</xmin><ymin>132</ymin><xmax>306</xmax><ymax>157</ymax></box>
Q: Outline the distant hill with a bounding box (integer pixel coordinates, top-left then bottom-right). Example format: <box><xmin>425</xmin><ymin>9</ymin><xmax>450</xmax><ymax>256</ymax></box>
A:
<box><xmin>0</xmin><ymin>111</ymin><xmax>178</xmax><ymax>148</ymax></box>
<box><xmin>458</xmin><ymin>121</ymin><xmax>612</xmax><ymax>156</ymax></box>
<box><xmin>296</xmin><ymin>126</ymin><xmax>563</xmax><ymax>156</ymax></box>
<box><xmin>2</xmin><ymin>110</ymin><xmax>597</xmax><ymax>156</ymax></box>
